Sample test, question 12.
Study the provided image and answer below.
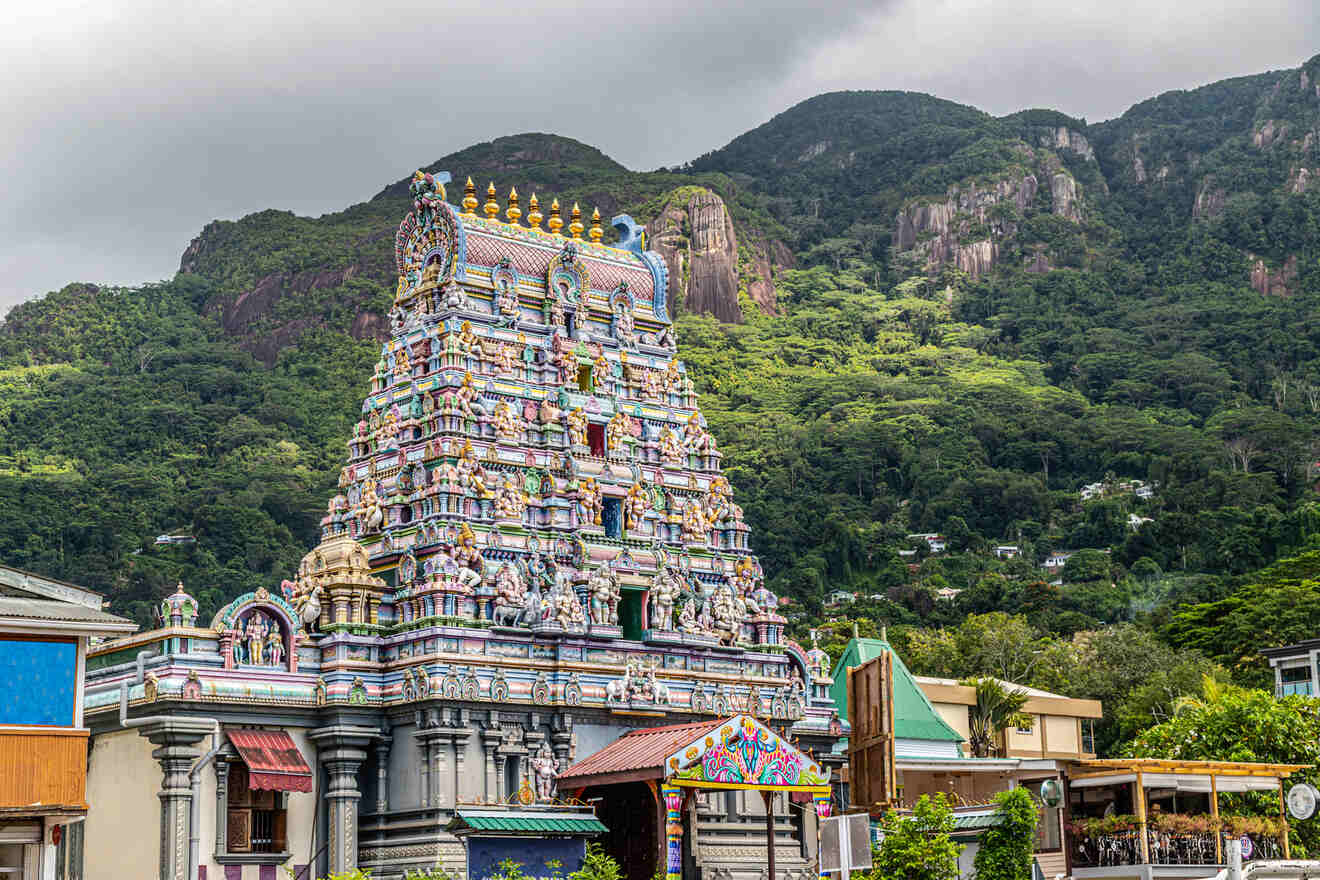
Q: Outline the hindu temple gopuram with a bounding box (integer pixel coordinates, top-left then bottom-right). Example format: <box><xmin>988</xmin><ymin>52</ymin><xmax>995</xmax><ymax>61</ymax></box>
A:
<box><xmin>80</xmin><ymin>172</ymin><xmax>844</xmax><ymax>880</ymax></box>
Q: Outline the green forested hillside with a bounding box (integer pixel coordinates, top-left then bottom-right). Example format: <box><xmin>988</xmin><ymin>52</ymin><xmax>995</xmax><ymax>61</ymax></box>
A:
<box><xmin>5</xmin><ymin>56</ymin><xmax>1320</xmax><ymax>747</ymax></box>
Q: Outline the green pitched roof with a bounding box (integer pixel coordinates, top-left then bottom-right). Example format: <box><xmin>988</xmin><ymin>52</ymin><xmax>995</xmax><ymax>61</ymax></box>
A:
<box><xmin>447</xmin><ymin>811</ymin><xmax>608</xmax><ymax>834</ymax></box>
<box><xmin>829</xmin><ymin>638</ymin><xmax>964</xmax><ymax>743</ymax></box>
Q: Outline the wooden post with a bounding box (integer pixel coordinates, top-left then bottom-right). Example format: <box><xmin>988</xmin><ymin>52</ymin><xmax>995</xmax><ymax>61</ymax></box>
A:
<box><xmin>764</xmin><ymin>790</ymin><xmax>777</xmax><ymax>880</ymax></box>
<box><xmin>1279</xmin><ymin>781</ymin><xmax>1291</xmax><ymax>859</ymax></box>
<box><xmin>1135</xmin><ymin>771</ymin><xmax>1150</xmax><ymax>865</ymax></box>
<box><xmin>1211</xmin><ymin>773</ymin><xmax>1221</xmax><ymax>864</ymax></box>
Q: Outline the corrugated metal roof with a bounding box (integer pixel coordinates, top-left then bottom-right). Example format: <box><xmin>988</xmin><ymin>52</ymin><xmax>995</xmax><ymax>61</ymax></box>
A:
<box><xmin>451</xmin><ymin>811</ymin><xmax>608</xmax><ymax>834</ymax></box>
<box><xmin>952</xmin><ymin>812</ymin><xmax>1005</xmax><ymax>832</ymax></box>
<box><xmin>559</xmin><ymin>718</ymin><xmax>725</xmax><ymax>783</ymax></box>
<box><xmin>227</xmin><ymin>729</ymin><xmax>313</xmax><ymax>792</ymax></box>
<box><xmin>0</xmin><ymin>596</ymin><xmax>136</xmax><ymax>630</ymax></box>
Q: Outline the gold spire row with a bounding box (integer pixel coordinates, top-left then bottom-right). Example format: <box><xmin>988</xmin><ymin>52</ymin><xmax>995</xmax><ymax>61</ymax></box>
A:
<box><xmin>569</xmin><ymin>203</ymin><xmax>583</xmax><ymax>240</ymax></box>
<box><xmin>483</xmin><ymin>182</ymin><xmax>499</xmax><ymax>219</ymax></box>
<box><xmin>506</xmin><ymin>187</ymin><xmax>521</xmax><ymax>225</ymax></box>
<box><xmin>589</xmin><ymin>207</ymin><xmax>603</xmax><ymax>243</ymax></box>
<box><xmin>547</xmin><ymin>198</ymin><xmax>563</xmax><ymax>235</ymax></box>
<box><xmin>462</xmin><ymin>177</ymin><xmax>478</xmax><ymax>216</ymax></box>
<box><xmin>527</xmin><ymin>193</ymin><xmax>543</xmax><ymax>230</ymax></box>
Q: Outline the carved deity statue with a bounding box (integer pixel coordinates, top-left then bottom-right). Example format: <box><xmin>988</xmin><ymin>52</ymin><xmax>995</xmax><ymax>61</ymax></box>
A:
<box><xmin>681</xmin><ymin>496</ymin><xmax>709</xmax><ymax>543</ymax></box>
<box><xmin>613</xmin><ymin>300</ymin><xmax>636</xmax><ymax>348</ymax></box>
<box><xmin>494</xmin><ymin>473</ymin><xmax>527</xmax><ymax>520</ymax></box>
<box><xmin>587</xmin><ymin>564</ymin><xmax>620</xmax><ymax>626</ymax></box>
<box><xmin>457</xmin><ymin>442</ymin><xmax>494</xmax><ymax>500</ymax></box>
<box><xmin>684</xmin><ymin>410</ymin><xmax>717</xmax><ymax>454</ymax></box>
<box><xmin>624</xmin><ymin>481</ymin><xmax>650</xmax><ymax>531</ymax></box>
<box><xmin>356</xmin><ymin>480</ymin><xmax>385</xmax><ymax>533</ymax></box>
<box><xmin>531</xmin><ymin>745</ymin><xmax>560</xmax><ymax>801</ymax></box>
<box><xmin>564</xmin><ymin>408</ymin><xmax>588</xmax><ymax>448</ymax></box>
<box><xmin>492</xmin><ymin>399</ymin><xmax>523</xmax><ymax>440</ymax></box>
<box><xmin>649</xmin><ymin>565</ymin><xmax>682</xmax><ymax>631</ymax></box>
<box><xmin>576</xmin><ymin>477</ymin><xmax>602</xmax><ymax>526</ymax></box>
<box><xmin>642</xmin><ymin>368</ymin><xmax>663</xmax><ymax>401</ymax></box>
<box><xmin>605</xmin><ymin>410</ymin><xmax>633</xmax><ymax>455</ymax></box>
<box><xmin>659</xmin><ymin>428</ymin><xmax>685</xmax><ymax>466</ymax></box>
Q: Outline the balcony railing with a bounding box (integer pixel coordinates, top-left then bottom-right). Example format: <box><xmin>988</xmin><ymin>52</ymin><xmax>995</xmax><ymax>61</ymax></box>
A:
<box><xmin>0</xmin><ymin>728</ymin><xmax>89</xmax><ymax>810</ymax></box>
<box><xmin>1069</xmin><ymin>815</ymin><xmax>1285</xmax><ymax>868</ymax></box>
<box><xmin>1278</xmin><ymin>681</ymin><xmax>1314</xmax><ymax>697</ymax></box>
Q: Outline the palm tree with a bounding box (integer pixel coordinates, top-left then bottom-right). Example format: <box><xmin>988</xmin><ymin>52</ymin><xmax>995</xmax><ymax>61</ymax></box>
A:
<box><xmin>961</xmin><ymin>677</ymin><xmax>1032</xmax><ymax>758</ymax></box>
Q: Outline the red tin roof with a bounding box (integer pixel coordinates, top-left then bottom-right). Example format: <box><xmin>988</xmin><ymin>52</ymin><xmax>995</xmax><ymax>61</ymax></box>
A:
<box><xmin>558</xmin><ymin>718</ymin><xmax>730</xmax><ymax>788</ymax></box>
<box><xmin>227</xmin><ymin>729</ymin><xmax>313</xmax><ymax>792</ymax></box>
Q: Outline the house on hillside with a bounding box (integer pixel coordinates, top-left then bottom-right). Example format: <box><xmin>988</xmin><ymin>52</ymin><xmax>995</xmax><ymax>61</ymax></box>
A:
<box><xmin>826</xmin><ymin>589</ymin><xmax>856</xmax><ymax>606</ymax></box>
<box><xmin>993</xmin><ymin>544</ymin><xmax>1020</xmax><ymax>559</ymax></box>
<box><xmin>1262</xmin><ymin>639</ymin><xmax>1320</xmax><ymax>696</ymax></box>
<box><xmin>1042</xmin><ymin>550</ymin><xmax>1074</xmax><ymax>572</ymax></box>
<box><xmin>907</xmin><ymin>533</ymin><xmax>948</xmax><ymax>554</ymax></box>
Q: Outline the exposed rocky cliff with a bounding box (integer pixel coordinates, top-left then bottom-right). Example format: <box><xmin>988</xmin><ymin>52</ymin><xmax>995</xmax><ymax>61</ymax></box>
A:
<box><xmin>893</xmin><ymin>146</ymin><xmax>1083</xmax><ymax>277</ymax></box>
<box><xmin>648</xmin><ymin>187</ymin><xmax>786</xmax><ymax>321</ymax></box>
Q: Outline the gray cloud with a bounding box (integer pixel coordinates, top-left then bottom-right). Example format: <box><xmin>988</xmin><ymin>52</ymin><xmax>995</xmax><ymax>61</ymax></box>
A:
<box><xmin>2</xmin><ymin>0</ymin><xmax>1317</xmax><ymax>313</ymax></box>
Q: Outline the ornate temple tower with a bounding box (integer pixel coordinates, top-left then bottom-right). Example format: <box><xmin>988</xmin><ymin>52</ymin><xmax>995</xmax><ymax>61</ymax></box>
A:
<box><xmin>265</xmin><ymin>171</ymin><xmax>841</xmax><ymax>877</ymax></box>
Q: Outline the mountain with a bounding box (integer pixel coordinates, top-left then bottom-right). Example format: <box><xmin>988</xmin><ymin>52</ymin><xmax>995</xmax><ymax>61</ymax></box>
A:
<box><xmin>4</xmin><ymin>55</ymin><xmax>1320</xmax><ymax>656</ymax></box>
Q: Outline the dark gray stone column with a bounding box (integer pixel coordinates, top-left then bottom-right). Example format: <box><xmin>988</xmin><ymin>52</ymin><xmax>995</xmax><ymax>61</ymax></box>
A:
<box><xmin>310</xmin><ymin>725</ymin><xmax>380</xmax><ymax>876</ymax></box>
<box><xmin>213</xmin><ymin>754</ymin><xmax>231</xmax><ymax>857</ymax></box>
<box><xmin>374</xmin><ymin>736</ymin><xmax>391</xmax><ymax>814</ymax></box>
<box><xmin>140</xmin><ymin>719</ymin><xmax>214</xmax><ymax>880</ymax></box>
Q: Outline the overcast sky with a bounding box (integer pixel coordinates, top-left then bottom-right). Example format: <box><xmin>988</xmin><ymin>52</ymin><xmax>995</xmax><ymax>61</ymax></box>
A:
<box><xmin>3</xmin><ymin>0</ymin><xmax>1317</xmax><ymax>314</ymax></box>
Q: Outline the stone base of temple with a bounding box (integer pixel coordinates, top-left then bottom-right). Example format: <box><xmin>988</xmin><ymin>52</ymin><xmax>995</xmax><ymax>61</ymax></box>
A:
<box><xmin>644</xmin><ymin>629</ymin><xmax>684</xmax><ymax>645</ymax></box>
<box><xmin>587</xmin><ymin>623</ymin><xmax>623</xmax><ymax>639</ymax></box>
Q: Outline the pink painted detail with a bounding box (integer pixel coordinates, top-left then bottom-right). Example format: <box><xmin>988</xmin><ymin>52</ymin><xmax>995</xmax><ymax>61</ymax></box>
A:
<box><xmin>259</xmin><ymin>866</ymin><xmax>276</xmax><ymax>880</ymax></box>
<box><xmin>225</xmin><ymin>867</ymin><xmax>242</xmax><ymax>880</ymax></box>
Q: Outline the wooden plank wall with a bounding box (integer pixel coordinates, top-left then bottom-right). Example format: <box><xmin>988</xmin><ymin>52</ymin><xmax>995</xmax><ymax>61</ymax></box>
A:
<box><xmin>846</xmin><ymin>651</ymin><xmax>895</xmax><ymax>812</ymax></box>
<box><xmin>0</xmin><ymin>729</ymin><xmax>88</xmax><ymax>809</ymax></box>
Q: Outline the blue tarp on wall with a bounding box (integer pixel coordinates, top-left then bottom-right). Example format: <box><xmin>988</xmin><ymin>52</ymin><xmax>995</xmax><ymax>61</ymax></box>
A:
<box><xmin>467</xmin><ymin>836</ymin><xmax>586</xmax><ymax>880</ymax></box>
<box><xmin>0</xmin><ymin>638</ymin><xmax>76</xmax><ymax>725</ymax></box>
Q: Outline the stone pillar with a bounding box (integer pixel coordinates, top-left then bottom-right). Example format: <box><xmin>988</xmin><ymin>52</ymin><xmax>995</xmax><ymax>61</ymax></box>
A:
<box><xmin>493</xmin><ymin>754</ymin><xmax>507</xmax><ymax>802</ymax></box>
<box><xmin>431</xmin><ymin>733</ymin><xmax>450</xmax><ymax>808</ymax></box>
<box><xmin>310</xmin><ymin>725</ymin><xmax>380</xmax><ymax>876</ymax></box>
<box><xmin>417</xmin><ymin>737</ymin><xmax>431</xmax><ymax>808</ymax></box>
<box><xmin>141</xmin><ymin>720</ymin><xmax>215</xmax><ymax>880</ymax></box>
<box><xmin>213</xmin><ymin>754</ymin><xmax>231</xmax><ymax>857</ymax></box>
<box><xmin>452</xmin><ymin>731</ymin><xmax>469</xmax><ymax>805</ymax></box>
<box><xmin>374</xmin><ymin>737</ymin><xmax>391</xmax><ymax>814</ymax></box>
<box><xmin>482</xmin><ymin>728</ymin><xmax>502</xmax><ymax>803</ymax></box>
<box><xmin>662</xmin><ymin>785</ymin><xmax>683</xmax><ymax>880</ymax></box>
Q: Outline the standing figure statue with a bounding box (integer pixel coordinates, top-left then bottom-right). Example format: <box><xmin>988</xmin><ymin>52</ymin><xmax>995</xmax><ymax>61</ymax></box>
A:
<box><xmin>649</xmin><ymin>565</ymin><xmax>682</xmax><ymax>631</ymax></box>
<box><xmin>531</xmin><ymin>745</ymin><xmax>560</xmax><ymax>801</ymax></box>
<box><xmin>587</xmin><ymin>564</ymin><xmax>620</xmax><ymax>626</ymax></box>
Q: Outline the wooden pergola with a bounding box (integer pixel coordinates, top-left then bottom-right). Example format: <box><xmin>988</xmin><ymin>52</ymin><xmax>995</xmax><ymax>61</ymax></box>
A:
<box><xmin>1068</xmin><ymin>759</ymin><xmax>1309</xmax><ymax>864</ymax></box>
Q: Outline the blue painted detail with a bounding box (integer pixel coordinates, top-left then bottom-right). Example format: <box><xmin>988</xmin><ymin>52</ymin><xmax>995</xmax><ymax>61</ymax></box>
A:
<box><xmin>449</xmin><ymin>202</ymin><xmax>468</xmax><ymax>282</ymax></box>
<box><xmin>641</xmin><ymin>251</ymin><xmax>670</xmax><ymax>322</ymax></box>
<box><xmin>611</xmin><ymin>215</ymin><xmax>645</xmax><ymax>253</ymax></box>
<box><xmin>0</xmin><ymin>638</ymin><xmax>76</xmax><ymax>725</ymax></box>
<box><xmin>603</xmin><ymin>497</ymin><xmax>623</xmax><ymax>540</ymax></box>
<box><xmin>467</xmin><ymin>836</ymin><xmax>585</xmax><ymax>880</ymax></box>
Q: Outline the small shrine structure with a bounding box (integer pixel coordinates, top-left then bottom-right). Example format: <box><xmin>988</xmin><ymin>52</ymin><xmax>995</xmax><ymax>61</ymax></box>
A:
<box><xmin>559</xmin><ymin>715</ymin><xmax>832</xmax><ymax>880</ymax></box>
<box><xmin>79</xmin><ymin>173</ymin><xmax>843</xmax><ymax>880</ymax></box>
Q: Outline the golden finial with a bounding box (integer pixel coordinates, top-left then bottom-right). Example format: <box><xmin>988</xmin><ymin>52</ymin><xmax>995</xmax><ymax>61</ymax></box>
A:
<box><xmin>588</xmin><ymin>207</ymin><xmax>603</xmax><ymax>243</ymax></box>
<box><xmin>483</xmin><ymin>182</ymin><xmax>499</xmax><ymax>220</ymax></box>
<box><xmin>506</xmin><ymin>187</ymin><xmax>522</xmax><ymax>225</ymax></box>
<box><xmin>527</xmin><ymin>193</ymin><xmax>543</xmax><ymax>230</ymax></box>
<box><xmin>462</xmin><ymin>177</ymin><xmax>478</xmax><ymax>216</ymax></box>
<box><xmin>569</xmin><ymin>203</ymin><xmax>584</xmax><ymax>240</ymax></box>
<box><xmin>547</xmin><ymin>198</ymin><xmax>564</xmax><ymax>235</ymax></box>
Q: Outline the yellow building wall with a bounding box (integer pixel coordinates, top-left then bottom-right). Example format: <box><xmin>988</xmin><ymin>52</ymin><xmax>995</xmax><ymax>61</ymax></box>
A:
<box><xmin>1044</xmin><ymin>714</ymin><xmax>1082</xmax><ymax>756</ymax></box>
<box><xmin>930</xmin><ymin>701</ymin><xmax>971</xmax><ymax>742</ymax></box>
<box><xmin>1004</xmin><ymin>715</ymin><xmax>1043</xmax><ymax>755</ymax></box>
<box><xmin>84</xmin><ymin>729</ymin><xmax>159</xmax><ymax>880</ymax></box>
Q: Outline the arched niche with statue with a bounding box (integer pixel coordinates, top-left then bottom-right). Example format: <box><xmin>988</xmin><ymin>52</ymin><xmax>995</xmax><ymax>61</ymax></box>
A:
<box><xmin>211</xmin><ymin>587</ymin><xmax>305</xmax><ymax>673</ymax></box>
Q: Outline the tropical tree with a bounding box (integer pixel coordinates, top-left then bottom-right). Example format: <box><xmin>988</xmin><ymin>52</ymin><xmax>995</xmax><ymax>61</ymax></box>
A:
<box><xmin>973</xmin><ymin>787</ymin><xmax>1039</xmax><ymax>880</ymax></box>
<box><xmin>866</xmin><ymin>793</ymin><xmax>961</xmax><ymax>880</ymax></box>
<box><xmin>963</xmin><ymin>677</ymin><xmax>1032</xmax><ymax>758</ymax></box>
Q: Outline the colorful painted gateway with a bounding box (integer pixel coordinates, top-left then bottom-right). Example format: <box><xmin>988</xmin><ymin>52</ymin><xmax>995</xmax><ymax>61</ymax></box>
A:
<box><xmin>81</xmin><ymin>173</ymin><xmax>843</xmax><ymax>880</ymax></box>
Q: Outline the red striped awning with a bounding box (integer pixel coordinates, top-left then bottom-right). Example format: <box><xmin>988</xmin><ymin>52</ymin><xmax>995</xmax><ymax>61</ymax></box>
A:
<box><xmin>227</xmin><ymin>729</ymin><xmax>313</xmax><ymax>792</ymax></box>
